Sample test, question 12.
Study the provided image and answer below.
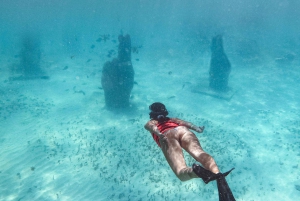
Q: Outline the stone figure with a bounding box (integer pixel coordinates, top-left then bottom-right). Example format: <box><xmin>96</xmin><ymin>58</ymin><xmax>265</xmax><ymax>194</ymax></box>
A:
<box><xmin>20</xmin><ymin>34</ymin><xmax>43</xmax><ymax>78</ymax></box>
<box><xmin>10</xmin><ymin>34</ymin><xmax>48</xmax><ymax>80</ymax></box>
<box><xmin>101</xmin><ymin>34</ymin><xmax>134</xmax><ymax>108</ymax></box>
<box><xmin>209</xmin><ymin>35</ymin><xmax>231</xmax><ymax>92</ymax></box>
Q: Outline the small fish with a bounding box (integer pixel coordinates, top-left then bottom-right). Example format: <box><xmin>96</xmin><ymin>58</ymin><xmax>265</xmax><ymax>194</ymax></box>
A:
<box><xmin>86</xmin><ymin>59</ymin><xmax>91</xmax><ymax>63</ymax></box>
<box><xmin>90</xmin><ymin>45</ymin><xmax>95</xmax><ymax>49</ymax></box>
<box><xmin>63</xmin><ymin>66</ymin><xmax>68</xmax><ymax>70</ymax></box>
<box><xmin>168</xmin><ymin>96</ymin><xmax>176</xmax><ymax>99</ymax></box>
<box><xmin>135</xmin><ymin>58</ymin><xmax>139</xmax><ymax>61</ymax></box>
<box><xmin>98</xmin><ymin>34</ymin><xmax>110</xmax><ymax>42</ymax></box>
<box><xmin>78</xmin><ymin>90</ymin><xmax>85</xmax><ymax>95</ymax></box>
<box><xmin>134</xmin><ymin>81</ymin><xmax>138</xmax><ymax>85</ymax></box>
<box><xmin>132</xmin><ymin>47</ymin><xmax>139</xmax><ymax>54</ymax></box>
<box><xmin>132</xmin><ymin>45</ymin><xmax>142</xmax><ymax>54</ymax></box>
<box><xmin>168</xmin><ymin>71</ymin><xmax>172</xmax><ymax>75</ymax></box>
<box><xmin>40</xmin><ymin>76</ymin><xmax>50</xmax><ymax>80</ymax></box>
<box><xmin>70</xmin><ymin>55</ymin><xmax>75</xmax><ymax>59</ymax></box>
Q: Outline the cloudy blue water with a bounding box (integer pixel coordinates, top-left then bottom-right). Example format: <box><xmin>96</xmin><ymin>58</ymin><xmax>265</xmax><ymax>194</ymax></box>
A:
<box><xmin>0</xmin><ymin>1</ymin><xmax>299</xmax><ymax>200</ymax></box>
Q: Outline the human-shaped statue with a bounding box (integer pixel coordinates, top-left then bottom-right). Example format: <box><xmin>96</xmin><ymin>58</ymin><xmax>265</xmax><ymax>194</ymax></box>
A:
<box><xmin>209</xmin><ymin>35</ymin><xmax>231</xmax><ymax>92</ymax></box>
<box><xmin>10</xmin><ymin>34</ymin><xmax>49</xmax><ymax>80</ymax></box>
<box><xmin>20</xmin><ymin>35</ymin><xmax>42</xmax><ymax>78</ymax></box>
<box><xmin>101</xmin><ymin>34</ymin><xmax>134</xmax><ymax>108</ymax></box>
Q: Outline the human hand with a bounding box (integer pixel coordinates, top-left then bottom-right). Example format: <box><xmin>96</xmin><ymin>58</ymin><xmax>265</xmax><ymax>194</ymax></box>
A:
<box><xmin>194</xmin><ymin>126</ymin><xmax>205</xmax><ymax>133</ymax></box>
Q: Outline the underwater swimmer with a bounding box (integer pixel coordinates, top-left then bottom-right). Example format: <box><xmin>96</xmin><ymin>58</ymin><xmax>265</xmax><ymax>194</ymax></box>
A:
<box><xmin>144</xmin><ymin>102</ymin><xmax>235</xmax><ymax>201</ymax></box>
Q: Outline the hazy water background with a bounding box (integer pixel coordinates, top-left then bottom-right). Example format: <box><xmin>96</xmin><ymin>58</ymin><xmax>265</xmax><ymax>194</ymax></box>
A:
<box><xmin>1</xmin><ymin>0</ymin><xmax>299</xmax><ymax>58</ymax></box>
<box><xmin>0</xmin><ymin>1</ymin><xmax>300</xmax><ymax>200</ymax></box>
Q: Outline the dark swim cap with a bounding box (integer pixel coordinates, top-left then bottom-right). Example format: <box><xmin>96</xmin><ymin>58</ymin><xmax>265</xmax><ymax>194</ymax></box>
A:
<box><xmin>149</xmin><ymin>102</ymin><xmax>167</xmax><ymax>112</ymax></box>
<box><xmin>149</xmin><ymin>102</ymin><xmax>169</xmax><ymax>121</ymax></box>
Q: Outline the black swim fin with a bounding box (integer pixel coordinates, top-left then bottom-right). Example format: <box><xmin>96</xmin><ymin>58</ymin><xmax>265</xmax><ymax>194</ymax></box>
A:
<box><xmin>192</xmin><ymin>164</ymin><xmax>236</xmax><ymax>201</ymax></box>
<box><xmin>192</xmin><ymin>163</ymin><xmax>220</xmax><ymax>183</ymax></box>
<box><xmin>217</xmin><ymin>175</ymin><xmax>236</xmax><ymax>201</ymax></box>
<box><xmin>192</xmin><ymin>164</ymin><xmax>234</xmax><ymax>184</ymax></box>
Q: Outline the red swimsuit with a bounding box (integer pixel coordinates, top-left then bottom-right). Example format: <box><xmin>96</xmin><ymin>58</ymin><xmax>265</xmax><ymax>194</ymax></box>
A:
<box><xmin>152</xmin><ymin>119</ymin><xmax>179</xmax><ymax>147</ymax></box>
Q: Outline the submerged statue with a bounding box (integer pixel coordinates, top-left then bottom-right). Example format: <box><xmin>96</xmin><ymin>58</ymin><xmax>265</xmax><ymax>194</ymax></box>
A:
<box><xmin>20</xmin><ymin>35</ymin><xmax>42</xmax><ymax>78</ymax></box>
<box><xmin>209</xmin><ymin>35</ymin><xmax>231</xmax><ymax>92</ymax></box>
<box><xmin>101</xmin><ymin>34</ymin><xmax>134</xmax><ymax>108</ymax></box>
<box><xmin>10</xmin><ymin>34</ymin><xmax>48</xmax><ymax>80</ymax></box>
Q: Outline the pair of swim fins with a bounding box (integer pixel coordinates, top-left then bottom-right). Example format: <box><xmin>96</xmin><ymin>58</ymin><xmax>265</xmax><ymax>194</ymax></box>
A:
<box><xmin>192</xmin><ymin>164</ymin><xmax>236</xmax><ymax>201</ymax></box>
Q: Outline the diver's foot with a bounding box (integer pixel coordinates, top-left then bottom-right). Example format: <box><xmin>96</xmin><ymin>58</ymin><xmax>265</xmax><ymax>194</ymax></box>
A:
<box><xmin>192</xmin><ymin>164</ymin><xmax>234</xmax><ymax>184</ymax></box>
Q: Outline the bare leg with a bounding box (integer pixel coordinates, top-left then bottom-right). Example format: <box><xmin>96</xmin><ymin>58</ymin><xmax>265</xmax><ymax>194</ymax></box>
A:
<box><xmin>178</xmin><ymin>126</ymin><xmax>220</xmax><ymax>174</ymax></box>
<box><xmin>159</xmin><ymin>129</ymin><xmax>198</xmax><ymax>181</ymax></box>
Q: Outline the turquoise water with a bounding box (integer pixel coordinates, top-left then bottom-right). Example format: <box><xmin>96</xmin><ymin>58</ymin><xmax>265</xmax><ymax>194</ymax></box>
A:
<box><xmin>0</xmin><ymin>1</ymin><xmax>299</xmax><ymax>200</ymax></box>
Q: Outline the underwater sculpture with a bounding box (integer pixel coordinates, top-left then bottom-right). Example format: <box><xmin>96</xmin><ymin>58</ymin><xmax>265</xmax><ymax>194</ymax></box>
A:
<box><xmin>10</xmin><ymin>34</ymin><xmax>48</xmax><ymax>80</ymax></box>
<box><xmin>101</xmin><ymin>34</ymin><xmax>134</xmax><ymax>108</ymax></box>
<box><xmin>20</xmin><ymin>35</ymin><xmax>42</xmax><ymax>78</ymax></box>
<box><xmin>209</xmin><ymin>35</ymin><xmax>231</xmax><ymax>92</ymax></box>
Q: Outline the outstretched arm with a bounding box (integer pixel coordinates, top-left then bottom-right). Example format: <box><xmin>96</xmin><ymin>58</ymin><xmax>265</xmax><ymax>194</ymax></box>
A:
<box><xmin>144</xmin><ymin>120</ymin><xmax>165</xmax><ymax>138</ymax></box>
<box><xmin>170</xmin><ymin>118</ymin><xmax>204</xmax><ymax>133</ymax></box>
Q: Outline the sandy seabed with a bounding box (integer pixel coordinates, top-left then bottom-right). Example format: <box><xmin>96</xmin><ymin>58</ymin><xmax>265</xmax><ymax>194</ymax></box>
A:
<box><xmin>0</xmin><ymin>46</ymin><xmax>299</xmax><ymax>201</ymax></box>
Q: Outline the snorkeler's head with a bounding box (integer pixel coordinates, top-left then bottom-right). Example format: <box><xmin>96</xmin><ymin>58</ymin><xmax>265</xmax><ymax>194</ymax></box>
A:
<box><xmin>149</xmin><ymin>102</ymin><xmax>169</xmax><ymax>122</ymax></box>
